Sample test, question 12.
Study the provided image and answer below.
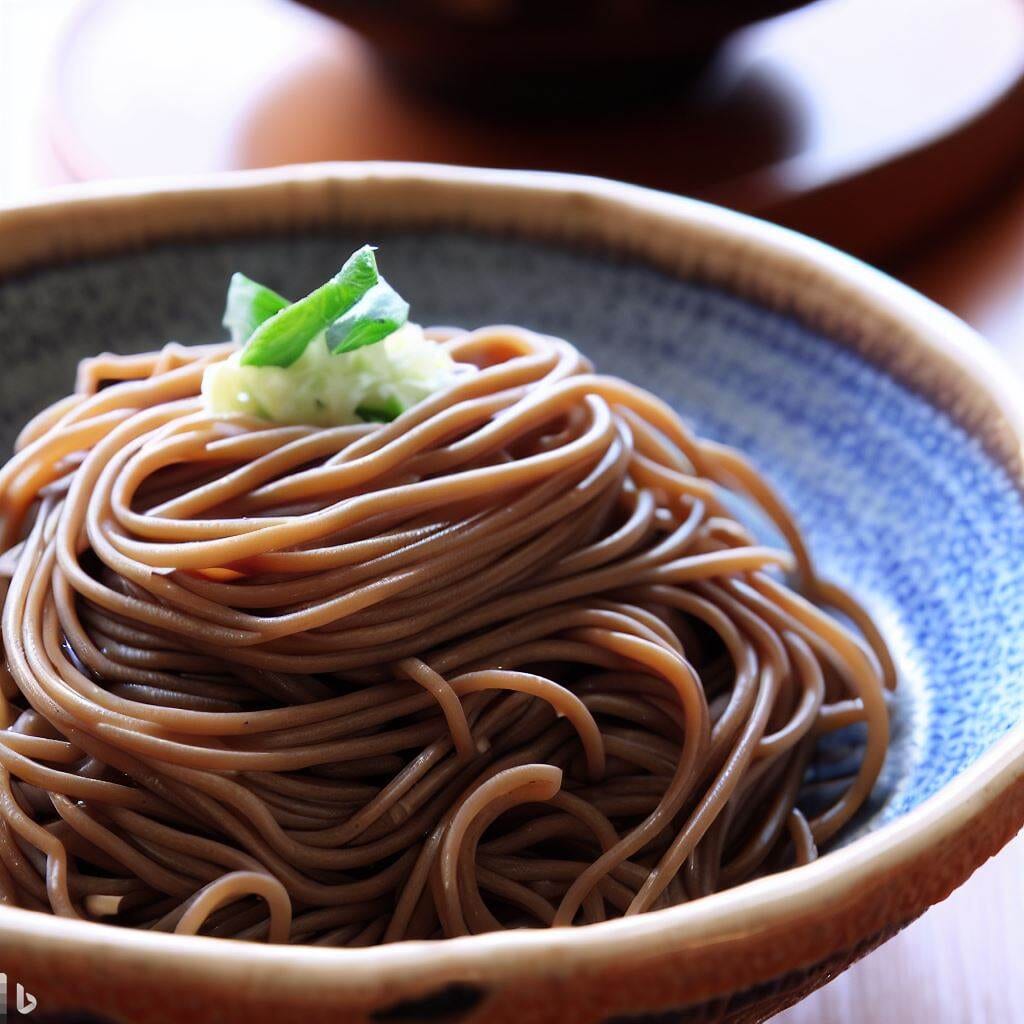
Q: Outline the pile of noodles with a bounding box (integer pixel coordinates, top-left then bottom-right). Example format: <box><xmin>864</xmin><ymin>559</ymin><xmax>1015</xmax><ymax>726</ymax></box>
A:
<box><xmin>0</xmin><ymin>326</ymin><xmax>893</xmax><ymax>946</ymax></box>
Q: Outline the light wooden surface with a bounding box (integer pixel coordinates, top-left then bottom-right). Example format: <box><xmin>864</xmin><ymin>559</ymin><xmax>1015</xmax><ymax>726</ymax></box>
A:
<box><xmin>1</xmin><ymin>2</ymin><xmax>1023</xmax><ymax>1021</ymax></box>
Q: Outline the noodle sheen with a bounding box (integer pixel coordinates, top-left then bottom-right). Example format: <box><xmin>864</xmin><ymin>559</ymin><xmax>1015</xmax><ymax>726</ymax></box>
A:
<box><xmin>0</xmin><ymin>326</ymin><xmax>892</xmax><ymax>944</ymax></box>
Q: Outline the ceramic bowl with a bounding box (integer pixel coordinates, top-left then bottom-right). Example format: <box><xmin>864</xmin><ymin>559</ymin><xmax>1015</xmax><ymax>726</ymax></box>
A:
<box><xmin>0</xmin><ymin>164</ymin><xmax>1022</xmax><ymax>1024</ymax></box>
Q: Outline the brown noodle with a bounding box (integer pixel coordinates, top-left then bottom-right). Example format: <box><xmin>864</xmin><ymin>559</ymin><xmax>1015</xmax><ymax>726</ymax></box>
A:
<box><xmin>0</xmin><ymin>326</ymin><xmax>893</xmax><ymax>944</ymax></box>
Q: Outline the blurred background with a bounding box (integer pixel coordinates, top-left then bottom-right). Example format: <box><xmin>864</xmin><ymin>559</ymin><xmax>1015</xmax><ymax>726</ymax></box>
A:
<box><xmin>5</xmin><ymin>0</ymin><xmax>1024</xmax><ymax>373</ymax></box>
<box><xmin>1</xmin><ymin>1</ymin><xmax>1024</xmax><ymax>1021</ymax></box>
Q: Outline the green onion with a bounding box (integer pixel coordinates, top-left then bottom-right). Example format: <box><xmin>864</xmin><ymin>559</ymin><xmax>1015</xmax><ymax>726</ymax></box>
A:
<box><xmin>239</xmin><ymin>245</ymin><xmax>381</xmax><ymax>368</ymax></box>
<box><xmin>356</xmin><ymin>395</ymin><xmax>405</xmax><ymax>423</ymax></box>
<box><xmin>222</xmin><ymin>273</ymin><xmax>290</xmax><ymax>345</ymax></box>
<box><xmin>326</xmin><ymin>280</ymin><xmax>409</xmax><ymax>355</ymax></box>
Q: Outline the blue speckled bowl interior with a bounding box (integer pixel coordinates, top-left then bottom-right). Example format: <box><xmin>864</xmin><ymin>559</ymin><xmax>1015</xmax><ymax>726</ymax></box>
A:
<box><xmin>2</xmin><ymin>230</ymin><xmax>1023</xmax><ymax>842</ymax></box>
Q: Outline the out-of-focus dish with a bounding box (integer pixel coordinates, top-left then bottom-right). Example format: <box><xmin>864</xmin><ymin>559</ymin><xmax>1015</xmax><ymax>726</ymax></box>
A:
<box><xmin>296</xmin><ymin>0</ymin><xmax>814</xmax><ymax>105</ymax></box>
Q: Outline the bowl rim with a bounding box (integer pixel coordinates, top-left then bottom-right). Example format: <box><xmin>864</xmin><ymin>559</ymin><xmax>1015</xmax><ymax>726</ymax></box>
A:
<box><xmin>0</xmin><ymin>161</ymin><xmax>1022</xmax><ymax>998</ymax></box>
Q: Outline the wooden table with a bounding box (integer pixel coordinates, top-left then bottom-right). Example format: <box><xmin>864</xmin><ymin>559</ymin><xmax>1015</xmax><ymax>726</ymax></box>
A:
<box><xmin>1</xmin><ymin>3</ymin><xmax>1023</xmax><ymax>1021</ymax></box>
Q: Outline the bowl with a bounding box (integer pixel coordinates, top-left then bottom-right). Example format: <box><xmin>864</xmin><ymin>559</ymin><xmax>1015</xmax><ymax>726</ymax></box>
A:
<box><xmin>294</xmin><ymin>0</ymin><xmax>814</xmax><ymax>109</ymax></box>
<box><xmin>0</xmin><ymin>163</ymin><xmax>1023</xmax><ymax>1023</ymax></box>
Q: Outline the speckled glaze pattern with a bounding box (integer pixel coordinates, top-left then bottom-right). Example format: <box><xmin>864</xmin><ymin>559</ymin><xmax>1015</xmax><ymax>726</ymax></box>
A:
<box><xmin>3</xmin><ymin>232</ymin><xmax>1022</xmax><ymax>832</ymax></box>
<box><xmin>0</xmin><ymin>166</ymin><xmax>1022</xmax><ymax>1024</ymax></box>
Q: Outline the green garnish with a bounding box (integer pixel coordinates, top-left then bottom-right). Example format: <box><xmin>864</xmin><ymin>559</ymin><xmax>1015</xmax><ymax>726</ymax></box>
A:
<box><xmin>327</xmin><ymin>281</ymin><xmax>410</xmax><ymax>355</ymax></box>
<box><xmin>204</xmin><ymin>245</ymin><xmax>447</xmax><ymax>428</ymax></box>
<box><xmin>222</xmin><ymin>273</ymin><xmax>289</xmax><ymax>344</ymax></box>
<box><xmin>356</xmin><ymin>396</ymin><xmax>405</xmax><ymax>423</ymax></box>
<box><xmin>238</xmin><ymin>245</ymin><xmax>393</xmax><ymax>368</ymax></box>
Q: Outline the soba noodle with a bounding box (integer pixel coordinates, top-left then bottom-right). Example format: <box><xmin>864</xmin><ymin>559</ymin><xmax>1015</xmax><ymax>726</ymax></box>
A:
<box><xmin>0</xmin><ymin>323</ymin><xmax>893</xmax><ymax>945</ymax></box>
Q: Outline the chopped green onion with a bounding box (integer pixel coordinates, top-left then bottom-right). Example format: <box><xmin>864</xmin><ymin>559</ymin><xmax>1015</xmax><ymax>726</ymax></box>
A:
<box><xmin>356</xmin><ymin>395</ymin><xmax>405</xmax><ymax>423</ymax></box>
<box><xmin>222</xmin><ymin>273</ymin><xmax>290</xmax><ymax>345</ymax></box>
<box><xmin>326</xmin><ymin>280</ymin><xmax>410</xmax><ymax>355</ymax></box>
<box><xmin>239</xmin><ymin>245</ymin><xmax>381</xmax><ymax>368</ymax></box>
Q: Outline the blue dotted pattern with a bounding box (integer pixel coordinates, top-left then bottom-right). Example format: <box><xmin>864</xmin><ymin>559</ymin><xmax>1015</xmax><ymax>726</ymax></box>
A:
<box><xmin>2</xmin><ymin>230</ymin><xmax>1023</xmax><ymax>835</ymax></box>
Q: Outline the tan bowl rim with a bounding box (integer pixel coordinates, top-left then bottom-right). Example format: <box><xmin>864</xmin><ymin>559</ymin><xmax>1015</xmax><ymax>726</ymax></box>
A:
<box><xmin>0</xmin><ymin>162</ymin><xmax>1022</xmax><ymax>994</ymax></box>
